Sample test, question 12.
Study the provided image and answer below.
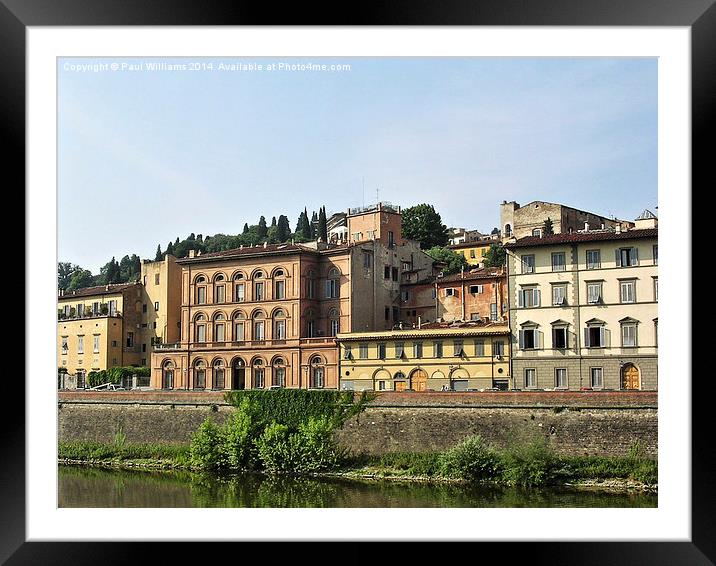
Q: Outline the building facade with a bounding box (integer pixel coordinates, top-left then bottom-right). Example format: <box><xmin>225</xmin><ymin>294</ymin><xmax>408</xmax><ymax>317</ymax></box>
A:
<box><xmin>500</xmin><ymin>200</ymin><xmax>633</xmax><ymax>242</ymax></box>
<box><xmin>505</xmin><ymin>216</ymin><xmax>658</xmax><ymax>391</ymax></box>
<box><xmin>337</xmin><ymin>322</ymin><xmax>512</xmax><ymax>391</ymax></box>
<box><xmin>448</xmin><ymin>238</ymin><xmax>497</xmax><ymax>266</ymax></box>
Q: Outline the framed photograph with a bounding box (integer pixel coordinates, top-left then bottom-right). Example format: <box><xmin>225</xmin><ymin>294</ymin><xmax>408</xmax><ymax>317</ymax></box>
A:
<box><xmin>8</xmin><ymin>0</ymin><xmax>710</xmax><ymax>562</ymax></box>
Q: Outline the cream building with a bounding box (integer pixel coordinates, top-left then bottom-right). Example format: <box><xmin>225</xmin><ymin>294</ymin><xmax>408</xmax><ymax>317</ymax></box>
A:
<box><xmin>505</xmin><ymin>212</ymin><xmax>658</xmax><ymax>391</ymax></box>
<box><xmin>337</xmin><ymin>322</ymin><xmax>511</xmax><ymax>392</ymax></box>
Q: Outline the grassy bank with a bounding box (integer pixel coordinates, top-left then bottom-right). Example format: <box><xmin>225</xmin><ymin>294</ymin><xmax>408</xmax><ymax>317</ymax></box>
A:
<box><xmin>59</xmin><ymin>437</ymin><xmax>657</xmax><ymax>490</ymax></box>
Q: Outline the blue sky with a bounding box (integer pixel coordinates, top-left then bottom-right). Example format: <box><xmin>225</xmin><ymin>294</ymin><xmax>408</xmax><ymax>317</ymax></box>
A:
<box><xmin>58</xmin><ymin>57</ymin><xmax>657</xmax><ymax>273</ymax></box>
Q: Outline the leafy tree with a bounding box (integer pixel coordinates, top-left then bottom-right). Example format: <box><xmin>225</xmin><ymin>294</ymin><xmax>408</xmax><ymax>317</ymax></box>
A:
<box><xmin>197</xmin><ymin>234</ymin><xmax>203</xmax><ymax>243</ymax></box>
<box><xmin>318</xmin><ymin>206</ymin><xmax>328</xmax><ymax>242</ymax></box>
<box><xmin>67</xmin><ymin>269</ymin><xmax>94</xmax><ymax>291</ymax></box>
<box><xmin>401</xmin><ymin>204</ymin><xmax>449</xmax><ymax>249</ymax></box>
<box><xmin>154</xmin><ymin>245</ymin><xmax>163</xmax><ymax>261</ymax></box>
<box><xmin>243</xmin><ymin>223</ymin><xmax>249</xmax><ymax>234</ymax></box>
<box><xmin>301</xmin><ymin>208</ymin><xmax>312</xmax><ymax>239</ymax></box>
<box><xmin>425</xmin><ymin>246</ymin><xmax>468</xmax><ymax>275</ymax></box>
<box><xmin>58</xmin><ymin>262</ymin><xmax>79</xmax><ymax>290</ymax></box>
<box><xmin>483</xmin><ymin>243</ymin><xmax>506</xmax><ymax>268</ymax></box>
<box><xmin>257</xmin><ymin>216</ymin><xmax>268</xmax><ymax>239</ymax></box>
<box><xmin>543</xmin><ymin>217</ymin><xmax>554</xmax><ymax>235</ymax></box>
<box><xmin>99</xmin><ymin>257</ymin><xmax>121</xmax><ymax>285</ymax></box>
<box><xmin>267</xmin><ymin>225</ymin><xmax>279</xmax><ymax>244</ymax></box>
<box><xmin>277</xmin><ymin>215</ymin><xmax>291</xmax><ymax>243</ymax></box>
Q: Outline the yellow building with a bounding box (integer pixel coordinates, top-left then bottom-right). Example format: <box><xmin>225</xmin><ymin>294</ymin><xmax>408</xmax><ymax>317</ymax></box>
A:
<box><xmin>336</xmin><ymin>322</ymin><xmax>511</xmax><ymax>392</ymax></box>
<box><xmin>58</xmin><ymin>283</ymin><xmax>144</xmax><ymax>387</ymax></box>
<box><xmin>448</xmin><ymin>240</ymin><xmax>495</xmax><ymax>266</ymax></box>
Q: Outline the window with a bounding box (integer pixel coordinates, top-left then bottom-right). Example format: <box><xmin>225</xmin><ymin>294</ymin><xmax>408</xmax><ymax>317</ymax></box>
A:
<box><xmin>215</xmin><ymin>285</ymin><xmax>225</xmax><ymax>303</ymax></box>
<box><xmin>518</xmin><ymin>287</ymin><xmax>541</xmax><ymax>308</ymax></box>
<box><xmin>215</xmin><ymin>321</ymin><xmax>225</xmax><ymax>342</ymax></box>
<box><xmin>274</xmin><ymin>313</ymin><xmax>286</xmax><ymax>340</ymax></box>
<box><xmin>234</xmin><ymin>314</ymin><xmax>245</xmax><ymax>341</ymax></box>
<box><xmin>384</xmin><ymin>266</ymin><xmax>391</xmax><ymax>279</ymax></box>
<box><xmin>493</xmin><ymin>340</ymin><xmax>504</xmax><ymax>356</ymax></box>
<box><xmin>521</xmin><ymin>255</ymin><xmax>535</xmax><ymax>273</ymax></box>
<box><xmin>378</xmin><ymin>380</ymin><xmax>386</xmax><ymax>391</ymax></box>
<box><xmin>620</xmin><ymin>280</ymin><xmax>636</xmax><ymax>303</ymax></box>
<box><xmin>193</xmin><ymin>362</ymin><xmax>206</xmax><ymax>389</ymax></box>
<box><xmin>590</xmin><ymin>367</ymin><xmax>603</xmax><ymax>388</ymax></box>
<box><xmin>524</xmin><ymin>368</ymin><xmax>537</xmax><ymax>389</ymax></box>
<box><xmin>76</xmin><ymin>370</ymin><xmax>86</xmax><ymax>389</ymax></box>
<box><xmin>111</xmin><ymin>340</ymin><xmax>118</xmax><ymax>347</ymax></box>
<box><xmin>616</xmin><ymin>247</ymin><xmax>639</xmax><ymax>267</ymax></box>
<box><xmin>392</xmin><ymin>267</ymin><xmax>398</xmax><ymax>281</ymax></box>
<box><xmin>653</xmin><ymin>244</ymin><xmax>658</xmax><ymax>265</ymax></box>
<box><xmin>470</xmin><ymin>313</ymin><xmax>480</xmax><ymax>321</ymax></box>
<box><xmin>621</xmin><ymin>323</ymin><xmax>637</xmax><ymax>347</ymax></box>
<box><xmin>273</xmin><ymin>359</ymin><xmax>286</xmax><ymax>388</ymax></box>
<box><xmin>325</xmin><ymin>278</ymin><xmax>338</xmax><ymax>299</ymax></box>
<box><xmin>93</xmin><ymin>335</ymin><xmax>100</xmax><ymax>353</ymax></box>
<box><xmin>384</xmin><ymin>307</ymin><xmax>390</xmax><ymax>321</ymax></box>
<box><xmin>490</xmin><ymin>303</ymin><xmax>498</xmax><ymax>321</ymax></box>
<box><xmin>254</xmin><ymin>313</ymin><xmax>265</xmax><ymax>341</ymax></box>
<box><xmin>586</xmin><ymin>249</ymin><xmax>601</xmax><ymax>269</ymax></box>
<box><xmin>126</xmin><ymin>332</ymin><xmax>134</xmax><ymax>348</ymax></box>
<box><xmin>214</xmin><ymin>360</ymin><xmax>226</xmax><ymax>390</ymax></box>
<box><xmin>330</xmin><ymin>319</ymin><xmax>339</xmax><ymax>336</ymax></box>
<box><xmin>359</xmin><ymin>344</ymin><xmax>368</xmax><ymax>359</ymax></box>
<box><xmin>77</xmin><ymin>335</ymin><xmax>84</xmax><ymax>354</ymax></box>
<box><xmin>142</xmin><ymin>343</ymin><xmax>147</xmax><ymax>353</ymax></box>
<box><xmin>401</xmin><ymin>290</ymin><xmax>409</xmax><ymax>302</ymax></box>
<box><xmin>306</xmin><ymin>320</ymin><xmax>315</xmax><ymax>338</ymax></box>
<box><xmin>235</xmin><ymin>283</ymin><xmax>245</xmax><ymax>302</ymax></box>
<box><xmin>196</xmin><ymin>287</ymin><xmax>206</xmax><ymax>304</ymax></box>
<box><xmin>532</xmin><ymin>228</ymin><xmax>542</xmax><ymax>237</ymax></box>
<box><xmin>275</xmin><ymin>280</ymin><xmax>285</xmax><ymax>300</ymax></box>
<box><xmin>255</xmin><ymin>282</ymin><xmax>264</xmax><ymax>301</ymax></box>
<box><xmin>307</xmin><ymin>277</ymin><xmax>315</xmax><ymax>299</ymax></box>
<box><xmin>153</xmin><ymin>322</ymin><xmax>157</xmax><ymax>329</ymax></box>
<box><xmin>197</xmin><ymin>324</ymin><xmax>206</xmax><ymax>343</ymax></box>
<box><xmin>109</xmin><ymin>300</ymin><xmax>117</xmax><ymax>316</ymax></box>
<box><xmin>155</xmin><ymin>273</ymin><xmax>160</xmax><ymax>285</ymax></box>
<box><xmin>154</xmin><ymin>301</ymin><xmax>160</xmax><ymax>311</ymax></box>
<box><xmin>474</xmin><ymin>340</ymin><xmax>485</xmax><ymax>357</ymax></box>
<box><xmin>61</xmin><ymin>336</ymin><xmax>68</xmax><ymax>354</ymax></box>
<box><xmin>653</xmin><ymin>278</ymin><xmax>658</xmax><ymax>301</ymax></box>
<box><xmin>413</xmin><ymin>342</ymin><xmax>423</xmax><ymax>358</ymax></box>
<box><xmin>550</xmin><ymin>284</ymin><xmax>566</xmax><ymax>306</ymax></box>
<box><xmin>555</xmin><ymin>368</ymin><xmax>568</xmax><ymax>389</ymax></box>
<box><xmin>395</xmin><ymin>342</ymin><xmax>405</xmax><ymax>358</ymax></box>
<box><xmin>363</xmin><ymin>252</ymin><xmax>373</xmax><ymax>268</ymax></box>
<box><xmin>584</xmin><ymin>325</ymin><xmax>606</xmax><ymax>348</ymax></box>
<box><xmin>445</xmin><ymin>288</ymin><xmax>456</xmax><ymax>297</ymax></box>
<box><xmin>470</xmin><ymin>249</ymin><xmax>476</xmax><ymax>259</ymax></box>
<box><xmin>518</xmin><ymin>328</ymin><xmax>540</xmax><ymax>350</ymax></box>
<box><xmin>434</xmin><ymin>341</ymin><xmax>443</xmax><ymax>358</ymax></box>
<box><xmin>142</xmin><ymin>303</ymin><xmax>147</xmax><ymax>313</ymax></box>
<box><xmin>469</xmin><ymin>285</ymin><xmax>483</xmax><ymax>294</ymax></box>
<box><xmin>377</xmin><ymin>343</ymin><xmax>386</xmax><ymax>359</ymax></box>
<box><xmin>453</xmin><ymin>340</ymin><xmax>464</xmax><ymax>357</ymax></box>
<box><xmin>551</xmin><ymin>252</ymin><xmax>566</xmax><ymax>272</ymax></box>
<box><xmin>553</xmin><ymin>326</ymin><xmax>568</xmax><ymax>349</ymax></box>
<box><xmin>504</xmin><ymin>224</ymin><xmax>512</xmax><ymax>236</ymax></box>
<box><xmin>388</xmin><ymin>231</ymin><xmax>395</xmax><ymax>248</ymax></box>
<box><xmin>587</xmin><ymin>282</ymin><xmax>602</xmax><ymax>304</ymax></box>
<box><xmin>344</xmin><ymin>345</ymin><xmax>353</xmax><ymax>359</ymax></box>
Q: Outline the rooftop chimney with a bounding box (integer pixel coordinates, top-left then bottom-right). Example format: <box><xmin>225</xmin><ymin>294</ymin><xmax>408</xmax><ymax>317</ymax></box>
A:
<box><xmin>615</xmin><ymin>224</ymin><xmax>621</xmax><ymax>234</ymax></box>
<box><xmin>188</xmin><ymin>249</ymin><xmax>196</xmax><ymax>258</ymax></box>
<box><xmin>263</xmin><ymin>241</ymin><xmax>268</xmax><ymax>248</ymax></box>
<box><xmin>105</xmin><ymin>285</ymin><xmax>109</xmax><ymax>291</ymax></box>
<box><xmin>584</xmin><ymin>222</ymin><xmax>589</xmax><ymax>232</ymax></box>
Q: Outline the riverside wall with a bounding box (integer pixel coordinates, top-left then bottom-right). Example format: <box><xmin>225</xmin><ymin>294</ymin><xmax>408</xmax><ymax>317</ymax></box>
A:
<box><xmin>57</xmin><ymin>391</ymin><xmax>657</xmax><ymax>457</ymax></box>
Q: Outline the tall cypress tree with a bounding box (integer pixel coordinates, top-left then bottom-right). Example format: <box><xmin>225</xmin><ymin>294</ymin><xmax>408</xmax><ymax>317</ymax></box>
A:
<box><xmin>242</xmin><ymin>223</ymin><xmax>249</xmax><ymax>234</ymax></box>
<box><xmin>271</xmin><ymin>216</ymin><xmax>277</xmax><ymax>227</ymax></box>
<box><xmin>154</xmin><ymin>244</ymin><xmax>163</xmax><ymax>261</ymax></box>
<box><xmin>166</xmin><ymin>241</ymin><xmax>174</xmax><ymax>256</ymax></box>
<box><xmin>302</xmin><ymin>210</ymin><xmax>312</xmax><ymax>239</ymax></box>
<box><xmin>318</xmin><ymin>206</ymin><xmax>328</xmax><ymax>242</ymax></box>
<box><xmin>257</xmin><ymin>216</ymin><xmax>268</xmax><ymax>239</ymax></box>
<box><xmin>277</xmin><ymin>215</ymin><xmax>291</xmax><ymax>242</ymax></box>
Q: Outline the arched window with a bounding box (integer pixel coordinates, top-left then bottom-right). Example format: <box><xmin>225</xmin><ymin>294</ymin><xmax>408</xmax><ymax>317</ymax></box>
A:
<box><xmin>193</xmin><ymin>360</ymin><xmax>206</xmax><ymax>390</ymax></box>
<box><xmin>162</xmin><ymin>360</ymin><xmax>175</xmax><ymax>389</ymax></box>
<box><xmin>504</xmin><ymin>224</ymin><xmax>512</xmax><ymax>237</ymax></box>
<box><xmin>253</xmin><ymin>311</ymin><xmax>265</xmax><ymax>341</ymax></box>
<box><xmin>232</xmin><ymin>357</ymin><xmax>246</xmax><ymax>390</ymax></box>
<box><xmin>214</xmin><ymin>274</ymin><xmax>226</xmax><ymax>303</ymax></box>
<box><xmin>233</xmin><ymin>311</ymin><xmax>246</xmax><ymax>342</ymax></box>
<box><xmin>233</xmin><ymin>272</ymin><xmax>246</xmax><ymax>302</ymax></box>
<box><xmin>273</xmin><ymin>357</ymin><xmax>286</xmax><ymax>388</ymax></box>
<box><xmin>195</xmin><ymin>276</ymin><xmax>207</xmax><ymax>304</ymax></box>
<box><xmin>325</xmin><ymin>268</ymin><xmax>340</xmax><ymax>298</ymax></box>
<box><xmin>195</xmin><ymin>313</ymin><xmax>207</xmax><ymax>343</ymax></box>
<box><xmin>328</xmin><ymin>307</ymin><xmax>339</xmax><ymax>337</ymax></box>
<box><xmin>274</xmin><ymin>268</ymin><xmax>286</xmax><ymax>300</ymax></box>
<box><xmin>310</xmin><ymin>356</ymin><xmax>324</xmax><ymax>389</ymax></box>
<box><xmin>213</xmin><ymin>359</ymin><xmax>225</xmax><ymax>390</ymax></box>
<box><xmin>274</xmin><ymin>309</ymin><xmax>286</xmax><ymax>340</ymax></box>
<box><xmin>307</xmin><ymin>269</ymin><xmax>316</xmax><ymax>299</ymax></box>
<box><xmin>214</xmin><ymin>313</ymin><xmax>226</xmax><ymax>343</ymax></box>
<box><xmin>253</xmin><ymin>271</ymin><xmax>265</xmax><ymax>300</ymax></box>
<box><xmin>252</xmin><ymin>358</ymin><xmax>265</xmax><ymax>389</ymax></box>
<box><xmin>305</xmin><ymin>308</ymin><xmax>316</xmax><ymax>338</ymax></box>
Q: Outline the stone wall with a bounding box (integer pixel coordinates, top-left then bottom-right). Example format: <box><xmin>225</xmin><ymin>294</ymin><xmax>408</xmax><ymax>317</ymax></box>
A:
<box><xmin>57</xmin><ymin>391</ymin><xmax>657</xmax><ymax>456</ymax></box>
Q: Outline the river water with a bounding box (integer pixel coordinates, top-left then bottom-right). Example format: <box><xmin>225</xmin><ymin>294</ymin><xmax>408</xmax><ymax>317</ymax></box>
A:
<box><xmin>58</xmin><ymin>465</ymin><xmax>656</xmax><ymax>508</ymax></box>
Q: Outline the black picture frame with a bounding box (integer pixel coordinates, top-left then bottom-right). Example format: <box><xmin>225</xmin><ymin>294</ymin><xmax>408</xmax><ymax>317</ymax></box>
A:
<box><xmin>6</xmin><ymin>1</ymin><xmax>710</xmax><ymax>563</ymax></box>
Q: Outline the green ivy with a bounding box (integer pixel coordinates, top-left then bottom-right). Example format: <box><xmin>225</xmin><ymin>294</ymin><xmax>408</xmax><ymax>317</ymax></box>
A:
<box><xmin>87</xmin><ymin>366</ymin><xmax>151</xmax><ymax>388</ymax></box>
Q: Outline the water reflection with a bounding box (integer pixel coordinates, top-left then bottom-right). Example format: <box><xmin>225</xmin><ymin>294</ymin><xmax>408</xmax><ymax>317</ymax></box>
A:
<box><xmin>58</xmin><ymin>465</ymin><xmax>657</xmax><ymax>508</ymax></box>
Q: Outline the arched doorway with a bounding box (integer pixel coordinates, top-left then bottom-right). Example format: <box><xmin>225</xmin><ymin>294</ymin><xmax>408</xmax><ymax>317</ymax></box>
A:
<box><xmin>622</xmin><ymin>363</ymin><xmax>640</xmax><ymax>390</ymax></box>
<box><xmin>394</xmin><ymin>371</ymin><xmax>407</xmax><ymax>391</ymax></box>
<box><xmin>232</xmin><ymin>358</ymin><xmax>245</xmax><ymax>390</ymax></box>
<box><xmin>162</xmin><ymin>361</ymin><xmax>174</xmax><ymax>390</ymax></box>
<box><xmin>252</xmin><ymin>358</ymin><xmax>265</xmax><ymax>389</ymax></box>
<box><xmin>212</xmin><ymin>359</ymin><xmax>225</xmax><ymax>390</ymax></box>
<box><xmin>410</xmin><ymin>368</ymin><xmax>428</xmax><ymax>392</ymax></box>
<box><xmin>272</xmin><ymin>357</ymin><xmax>287</xmax><ymax>388</ymax></box>
<box><xmin>309</xmin><ymin>356</ymin><xmax>325</xmax><ymax>389</ymax></box>
<box><xmin>193</xmin><ymin>360</ymin><xmax>206</xmax><ymax>390</ymax></box>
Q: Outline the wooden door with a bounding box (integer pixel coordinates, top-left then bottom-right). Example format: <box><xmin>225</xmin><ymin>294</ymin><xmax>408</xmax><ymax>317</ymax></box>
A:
<box><xmin>394</xmin><ymin>381</ymin><xmax>407</xmax><ymax>391</ymax></box>
<box><xmin>622</xmin><ymin>364</ymin><xmax>640</xmax><ymax>390</ymax></box>
<box><xmin>411</xmin><ymin>369</ymin><xmax>428</xmax><ymax>392</ymax></box>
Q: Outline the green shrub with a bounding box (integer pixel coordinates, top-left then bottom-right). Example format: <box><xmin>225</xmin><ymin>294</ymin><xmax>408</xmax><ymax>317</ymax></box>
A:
<box><xmin>189</xmin><ymin>417</ymin><xmax>223</xmax><ymax>470</ymax></box>
<box><xmin>500</xmin><ymin>436</ymin><xmax>556</xmax><ymax>487</ymax></box>
<box><xmin>439</xmin><ymin>435</ymin><xmax>502</xmax><ymax>481</ymax></box>
<box><xmin>219</xmin><ymin>399</ymin><xmax>261</xmax><ymax>470</ymax></box>
<box><xmin>375</xmin><ymin>452</ymin><xmax>443</xmax><ymax>476</ymax></box>
<box><xmin>255</xmin><ymin>422</ymin><xmax>296</xmax><ymax>473</ymax></box>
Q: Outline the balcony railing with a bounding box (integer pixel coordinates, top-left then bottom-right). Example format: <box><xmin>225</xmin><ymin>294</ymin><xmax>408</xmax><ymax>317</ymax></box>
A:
<box><xmin>300</xmin><ymin>337</ymin><xmax>336</xmax><ymax>345</ymax></box>
<box><xmin>57</xmin><ymin>310</ymin><xmax>122</xmax><ymax>321</ymax></box>
<box><xmin>154</xmin><ymin>342</ymin><xmax>182</xmax><ymax>350</ymax></box>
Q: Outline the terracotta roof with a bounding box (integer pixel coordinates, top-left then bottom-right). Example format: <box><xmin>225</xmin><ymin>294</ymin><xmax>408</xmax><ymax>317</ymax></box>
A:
<box><xmin>448</xmin><ymin>239</ymin><xmax>497</xmax><ymax>250</ymax></box>
<box><xmin>177</xmin><ymin>243</ymin><xmax>316</xmax><ymax>263</ymax></box>
<box><xmin>504</xmin><ymin>228</ymin><xmax>657</xmax><ymax>249</ymax></box>
<box><xmin>58</xmin><ymin>282</ymin><xmax>139</xmax><ymax>299</ymax></box>
<box><xmin>438</xmin><ymin>267</ymin><xmax>505</xmax><ymax>283</ymax></box>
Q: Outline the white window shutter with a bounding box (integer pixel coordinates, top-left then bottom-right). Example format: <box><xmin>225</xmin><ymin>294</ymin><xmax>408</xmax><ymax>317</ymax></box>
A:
<box><xmin>518</xmin><ymin>330</ymin><xmax>525</xmax><ymax>349</ymax></box>
<box><xmin>605</xmin><ymin>328</ymin><xmax>611</xmax><ymax>347</ymax></box>
<box><xmin>537</xmin><ymin>330</ymin><xmax>543</xmax><ymax>349</ymax></box>
<box><xmin>615</xmin><ymin>249</ymin><xmax>621</xmax><ymax>267</ymax></box>
<box><xmin>631</xmin><ymin>247</ymin><xmax>639</xmax><ymax>266</ymax></box>
<box><xmin>584</xmin><ymin>328</ymin><xmax>590</xmax><ymax>348</ymax></box>
<box><xmin>518</xmin><ymin>290</ymin><xmax>523</xmax><ymax>308</ymax></box>
<box><xmin>599</xmin><ymin>326</ymin><xmax>606</xmax><ymax>347</ymax></box>
<box><xmin>535</xmin><ymin>289</ymin><xmax>541</xmax><ymax>307</ymax></box>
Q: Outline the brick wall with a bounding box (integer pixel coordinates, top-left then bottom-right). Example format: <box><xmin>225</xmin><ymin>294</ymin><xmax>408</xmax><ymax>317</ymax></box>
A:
<box><xmin>57</xmin><ymin>391</ymin><xmax>657</xmax><ymax>456</ymax></box>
